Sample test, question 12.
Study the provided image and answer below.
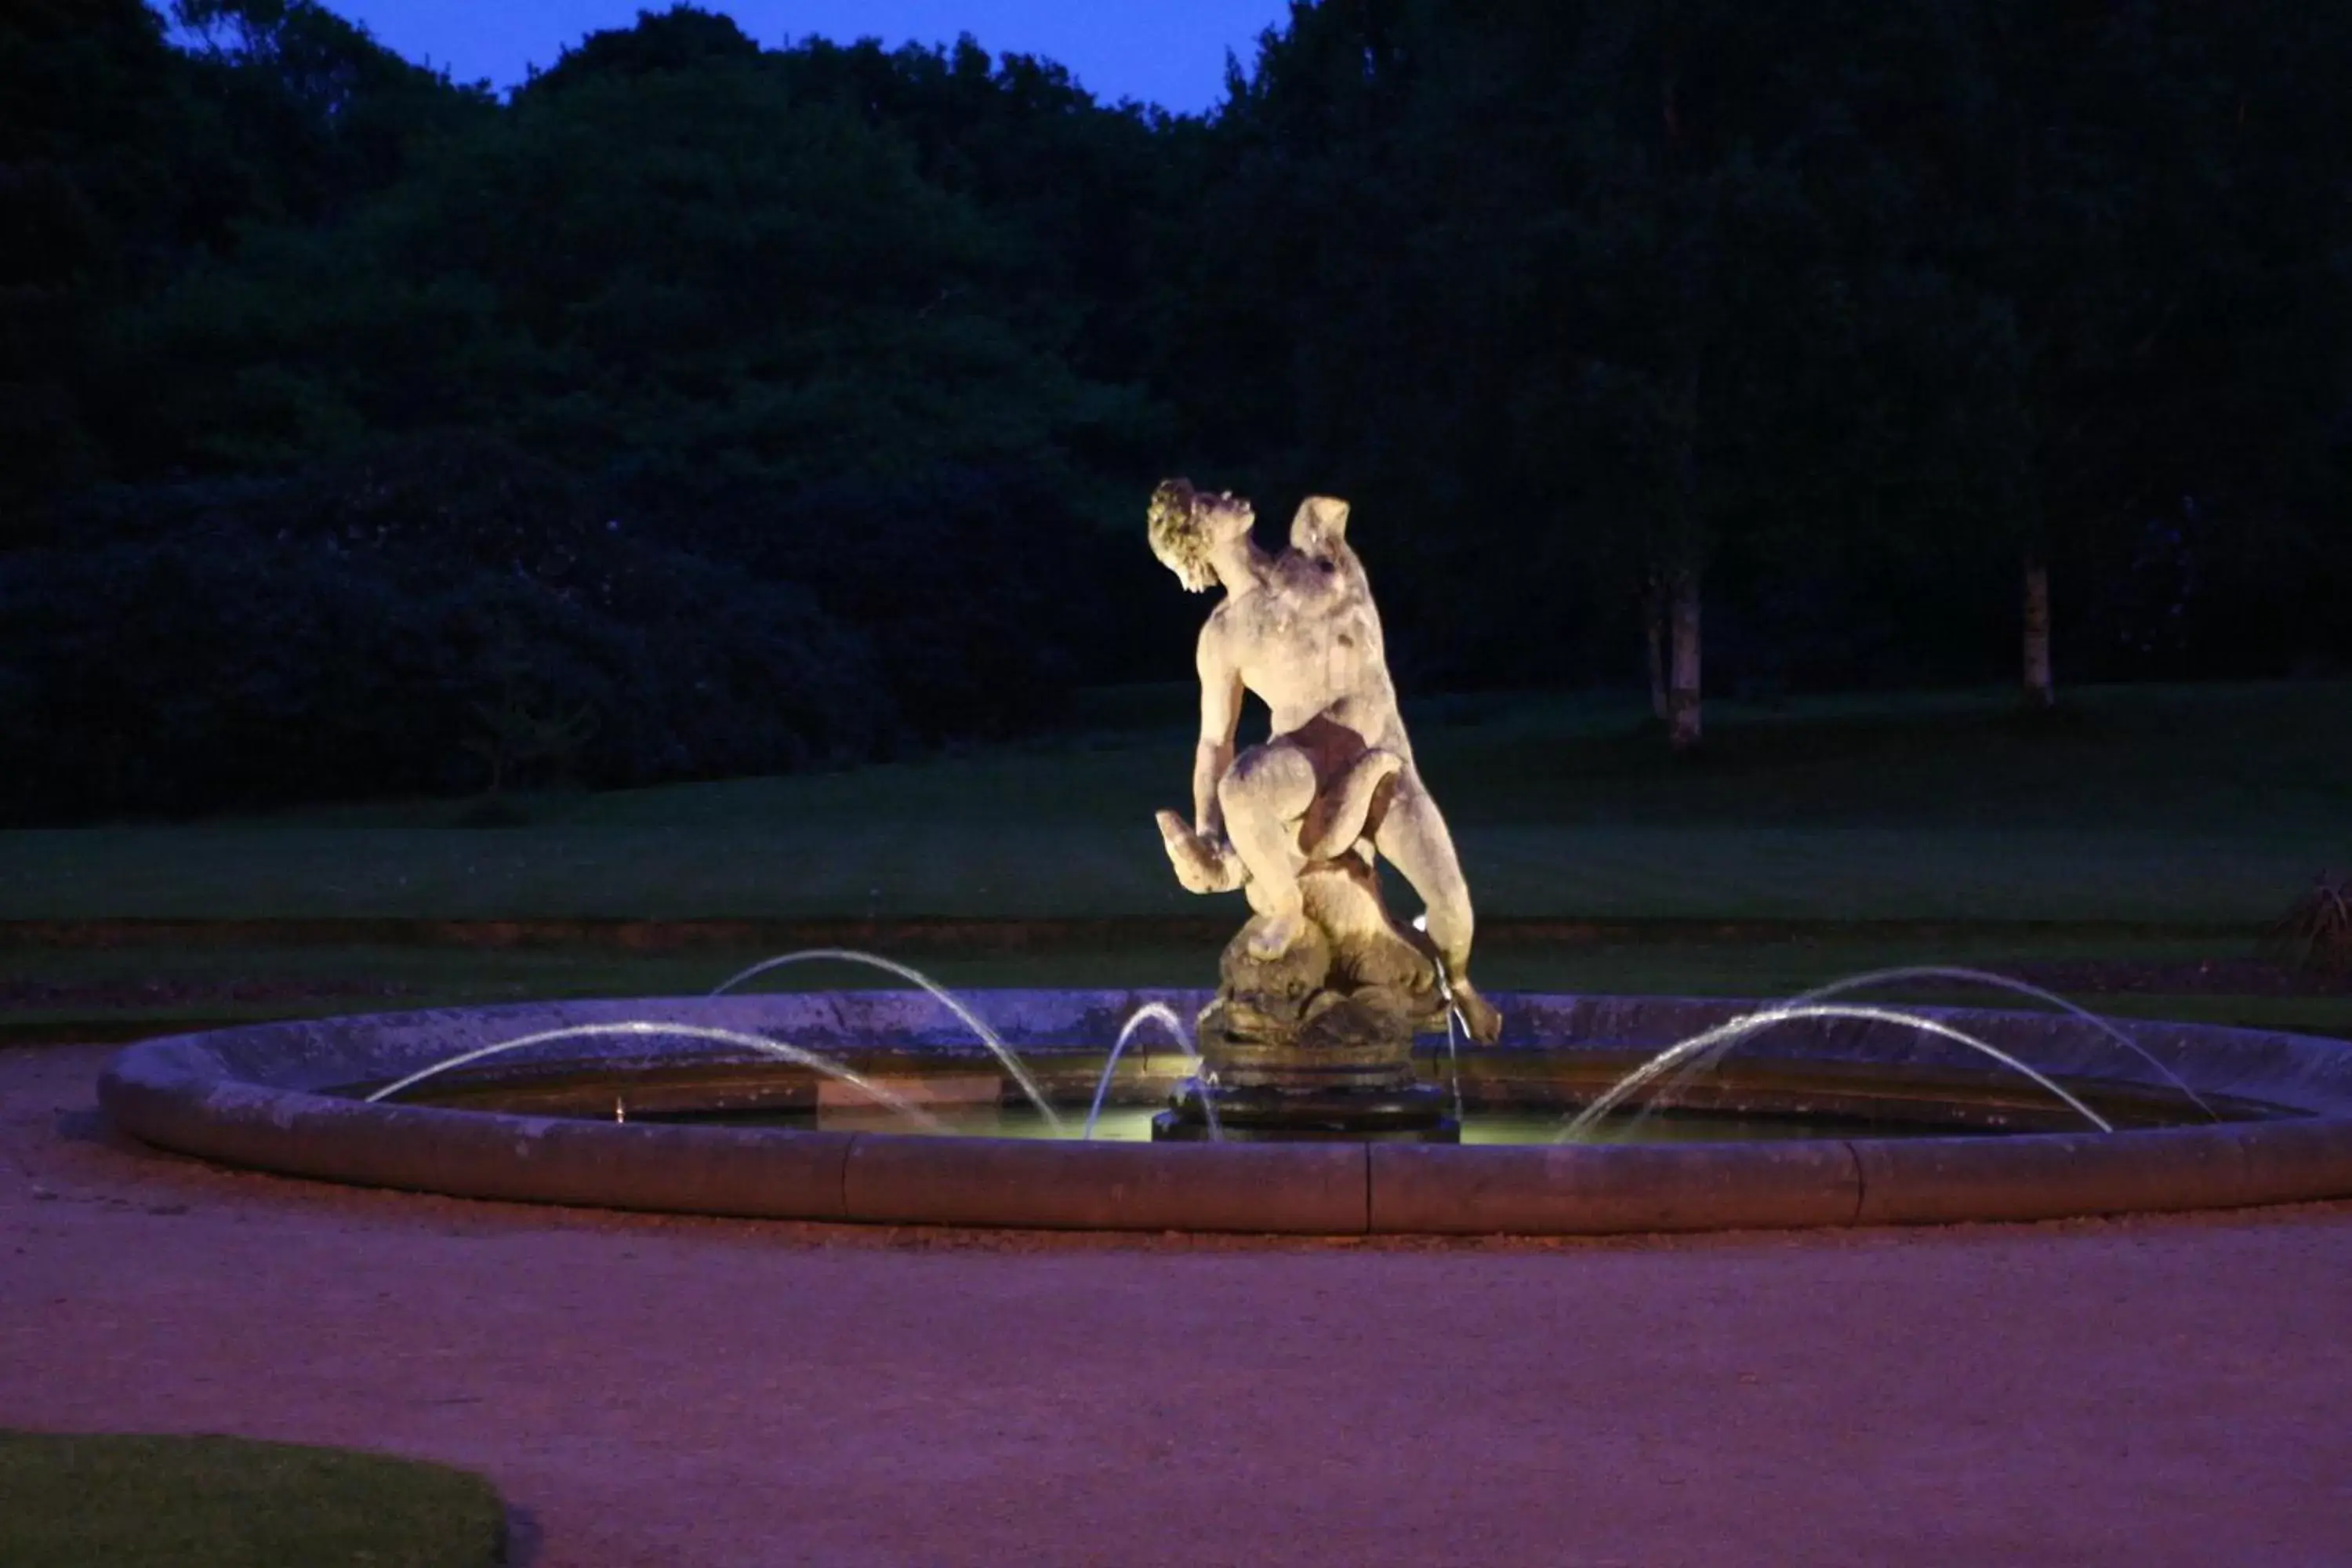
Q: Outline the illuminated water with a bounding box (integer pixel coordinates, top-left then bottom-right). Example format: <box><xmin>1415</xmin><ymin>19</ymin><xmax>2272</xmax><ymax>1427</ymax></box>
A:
<box><xmin>367</xmin><ymin>947</ymin><xmax>2172</xmax><ymax>1146</ymax></box>
<box><xmin>709</xmin><ymin>947</ymin><xmax>1063</xmax><ymax>1129</ymax></box>
<box><xmin>1082</xmin><ymin>1001</ymin><xmax>1205</xmax><ymax>1139</ymax></box>
<box><xmin>365</xmin><ymin>1019</ymin><xmax>952</xmax><ymax>1132</ymax></box>
<box><xmin>1782</xmin><ymin>966</ymin><xmax>2215</xmax><ymax>1120</ymax></box>
<box><xmin>624</xmin><ymin>1103</ymin><xmax>1969</xmax><ymax>1145</ymax></box>
<box><xmin>1560</xmin><ymin>1001</ymin><xmax>2112</xmax><ymax>1142</ymax></box>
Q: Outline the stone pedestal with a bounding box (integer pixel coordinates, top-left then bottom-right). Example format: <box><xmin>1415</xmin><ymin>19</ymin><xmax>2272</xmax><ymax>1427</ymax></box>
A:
<box><xmin>1150</xmin><ymin>1083</ymin><xmax>1457</xmax><ymax>1142</ymax></box>
<box><xmin>1150</xmin><ymin>853</ymin><xmax>1461</xmax><ymax>1144</ymax></box>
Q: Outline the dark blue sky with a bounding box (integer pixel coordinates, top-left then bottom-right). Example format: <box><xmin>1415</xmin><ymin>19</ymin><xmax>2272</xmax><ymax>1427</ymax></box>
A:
<box><xmin>323</xmin><ymin>1</ymin><xmax>1295</xmax><ymax>113</ymax></box>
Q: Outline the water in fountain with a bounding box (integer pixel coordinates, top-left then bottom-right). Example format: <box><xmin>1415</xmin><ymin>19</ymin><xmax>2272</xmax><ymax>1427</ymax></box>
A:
<box><xmin>1418</xmin><ymin>915</ymin><xmax>1469</xmax><ymax>1125</ymax></box>
<box><xmin>364</xmin><ymin>1020</ymin><xmax>952</xmax><ymax>1133</ymax></box>
<box><xmin>1558</xmin><ymin>1002</ymin><xmax>2114</xmax><ymax>1142</ymax></box>
<box><xmin>1781</xmin><ymin>967</ymin><xmax>2217</xmax><ymax>1120</ymax></box>
<box><xmin>709</xmin><ymin>949</ymin><xmax>1062</xmax><ymax>1129</ymax></box>
<box><xmin>373</xmin><ymin>953</ymin><xmax>1223</xmax><ymax>1142</ymax></box>
<box><xmin>1613</xmin><ymin>967</ymin><xmax>2209</xmax><ymax>1136</ymax></box>
<box><xmin>359</xmin><ymin>949</ymin><xmax>2172</xmax><ymax>1147</ymax></box>
<box><xmin>1081</xmin><ymin>1002</ymin><xmax>1221</xmax><ymax>1142</ymax></box>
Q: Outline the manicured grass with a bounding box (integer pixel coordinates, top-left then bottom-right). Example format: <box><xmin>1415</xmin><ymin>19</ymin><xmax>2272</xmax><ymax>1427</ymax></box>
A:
<box><xmin>0</xmin><ymin>1431</ymin><xmax>505</xmax><ymax>1567</ymax></box>
<box><xmin>0</xmin><ymin>818</ymin><xmax>2321</xmax><ymax>923</ymax></box>
<box><xmin>1</xmin><ymin>681</ymin><xmax>2344</xmax><ymax>924</ymax></box>
<box><xmin>0</xmin><ymin>681</ymin><xmax>2342</xmax><ymax>1039</ymax></box>
<box><xmin>6</xmin><ymin>927</ymin><xmax>2347</xmax><ymax>1043</ymax></box>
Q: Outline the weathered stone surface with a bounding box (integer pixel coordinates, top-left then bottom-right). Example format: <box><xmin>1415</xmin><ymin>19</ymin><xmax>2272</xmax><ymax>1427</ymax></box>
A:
<box><xmin>1149</xmin><ymin>479</ymin><xmax>1502</xmax><ymax>1135</ymax></box>
<box><xmin>92</xmin><ymin>992</ymin><xmax>2352</xmax><ymax>1231</ymax></box>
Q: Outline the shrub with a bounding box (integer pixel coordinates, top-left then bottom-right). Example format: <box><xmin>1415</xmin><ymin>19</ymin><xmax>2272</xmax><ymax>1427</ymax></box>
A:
<box><xmin>2265</xmin><ymin>872</ymin><xmax>2352</xmax><ymax>980</ymax></box>
<box><xmin>0</xmin><ymin>519</ymin><xmax>890</xmax><ymax>819</ymax></box>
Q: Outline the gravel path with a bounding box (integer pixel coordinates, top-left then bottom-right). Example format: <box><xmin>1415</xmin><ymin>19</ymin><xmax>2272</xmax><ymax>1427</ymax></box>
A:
<box><xmin>5</xmin><ymin>1044</ymin><xmax>2350</xmax><ymax>1566</ymax></box>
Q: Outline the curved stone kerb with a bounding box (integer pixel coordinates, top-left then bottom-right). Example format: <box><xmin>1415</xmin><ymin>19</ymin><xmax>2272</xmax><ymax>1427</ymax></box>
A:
<box><xmin>94</xmin><ymin>992</ymin><xmax>2352</xmax><ymax>1236</ymax></box>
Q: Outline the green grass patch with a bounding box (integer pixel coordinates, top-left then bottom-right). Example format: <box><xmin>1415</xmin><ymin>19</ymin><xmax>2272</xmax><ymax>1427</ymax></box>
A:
<box><xmin>0</xmin><ymin>1431</ymin><xmax>505</xmax><ymax>1567</ymax></box>
<box><xmin>0</xmin><ymin>681</ymin><xmax>2341</xmax><ymax>923</ymax></box>
<box><xmin>7</xmin><ymin>926</ymin><xmax>2347</xmax><ymax>1044</ymax></box>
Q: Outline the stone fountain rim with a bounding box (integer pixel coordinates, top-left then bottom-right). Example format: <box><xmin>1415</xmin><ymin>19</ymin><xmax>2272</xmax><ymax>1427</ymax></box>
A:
<box><xmin>96</xmin><ymin>989</ymin><xmax>2352</xmax><ymax>1236</ymax></box>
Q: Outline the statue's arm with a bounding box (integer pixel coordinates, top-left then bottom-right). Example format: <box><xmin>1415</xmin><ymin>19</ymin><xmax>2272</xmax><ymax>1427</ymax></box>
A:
<box><xmin>1192</xmin><ymin>626</ymin><xmax>1242</xmax><ymax>840</ymax></box>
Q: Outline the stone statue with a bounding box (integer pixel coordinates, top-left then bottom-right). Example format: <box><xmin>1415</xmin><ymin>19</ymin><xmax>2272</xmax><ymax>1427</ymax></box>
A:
<box><xmin>1145</xmin><ymin>480</ymin><xmax>1499</xmax><ymax>1141</ymax></box>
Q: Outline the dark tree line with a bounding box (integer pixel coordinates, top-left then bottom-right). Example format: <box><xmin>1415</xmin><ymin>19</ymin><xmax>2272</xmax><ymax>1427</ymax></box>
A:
<box><xmin>3</xmin><ymin>0</ymin><xmax>2347</xmax><ymax>817</ymax></box>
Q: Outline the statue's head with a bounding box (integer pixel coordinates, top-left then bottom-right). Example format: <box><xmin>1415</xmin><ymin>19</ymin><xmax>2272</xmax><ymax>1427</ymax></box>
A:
<box><xmin>1147</xmin><ymin>479</ymin><xmax>1254</xmax><ymax>593</ymax></box>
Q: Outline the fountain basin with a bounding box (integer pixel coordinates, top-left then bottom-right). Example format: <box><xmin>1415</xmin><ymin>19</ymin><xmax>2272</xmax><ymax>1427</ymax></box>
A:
<box><xmin>98</xmin><ymin>990</ymin><xmax>2352</xmax><ymax>1235</ymax></box>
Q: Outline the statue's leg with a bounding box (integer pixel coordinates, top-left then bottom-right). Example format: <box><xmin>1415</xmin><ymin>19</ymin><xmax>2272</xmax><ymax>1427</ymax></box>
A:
<box><xmin>1298</xmin><ymin>746</ymin><xmax>1403</xmax><ymax>860</ymax></box>
<box><xmin>1374</xmin><ymin>771</ymin><xmax>1501</xmax><ymax>1041</ymax></box>
<box><xmin>1217</xmin><ymin>740</ymin><xmax>1317</xmax><ymax>956</ymax></box>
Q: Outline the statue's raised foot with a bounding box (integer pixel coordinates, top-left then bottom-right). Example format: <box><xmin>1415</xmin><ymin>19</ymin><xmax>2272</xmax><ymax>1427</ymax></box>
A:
<box><xmin>1155</xmin><ymin>810</ymin><xmax>1245</xmax><ymax>895</ymax></box>
<box><xmin>1444</xmin><ymin>977</ymin><xmax>1504</xmax><ymax>1046</ymax></box>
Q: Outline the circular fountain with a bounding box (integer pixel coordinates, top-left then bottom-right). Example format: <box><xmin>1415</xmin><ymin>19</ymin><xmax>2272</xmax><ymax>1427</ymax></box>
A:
<box><xmin>96</xmin><ymin>978</ymin><xmax>2352</xmax><ymax>1235</ymax></box>
<box><xmin>89</xmin><ymin>484</ymin><xmax>2352</xmax><ymax>1231</ymax></box>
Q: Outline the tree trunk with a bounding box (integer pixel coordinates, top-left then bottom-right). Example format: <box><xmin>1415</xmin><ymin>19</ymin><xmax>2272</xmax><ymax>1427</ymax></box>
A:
<box><xmin>1666</xmin><ymin>568</ymin><xmax>1702</xmax><ymax>752</ymax></box>
<box><xmin>1643</xmin><ymin>577</ymin><xmax>1668</xmax><ymax>720</ymax></box>
<box><xmin>2022</xmin><ymin>551</ymin><xmax>2054</xmax><ymax>710</ymax></box>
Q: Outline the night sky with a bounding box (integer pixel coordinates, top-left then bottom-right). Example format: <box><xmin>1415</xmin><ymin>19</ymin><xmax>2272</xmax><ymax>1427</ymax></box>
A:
<box><xmin>320</xmin><ymin>0</ymin><xmax>1296</xmax><ymax>112</ymax></box>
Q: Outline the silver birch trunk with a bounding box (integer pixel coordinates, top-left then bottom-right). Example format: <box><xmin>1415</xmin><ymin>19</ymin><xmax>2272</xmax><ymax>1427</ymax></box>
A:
<box><xmin>1667</xmin><ymin>570</ymin><xmax>1702</xmax><ymax>752</ymax></box>
<box><xmin>1644</xmin><ymin>579</ymin><xmax>1668</xmax><ymax>720</ymax></box>
<box><xmin>2022</xmin><ymin>553</ymin><xmax>2054</xmax><ymax>709</ymax></box>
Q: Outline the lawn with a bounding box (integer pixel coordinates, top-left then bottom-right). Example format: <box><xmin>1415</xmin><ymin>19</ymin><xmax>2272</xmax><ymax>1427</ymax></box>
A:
<box><xmin>0</xmin><ymin>1432</ymin><xmax>504</xmax><ymax>1567</ymax></box>
<box><xmin>2</xmin><ymin>681</ymin><xmax>2345</xmax><ymax>1038</ymax></box>
<box><xmin>2</xmin><ymin>680</ymin><xmax>2343</xmax><ymax>924</ymax></box>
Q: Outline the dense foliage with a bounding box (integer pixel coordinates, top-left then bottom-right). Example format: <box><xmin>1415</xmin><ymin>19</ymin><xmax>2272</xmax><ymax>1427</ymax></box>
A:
<box><xmin>3</xmin><ymin>0</ymin><xmax>2347</xmax><ymax>815</ymax></box>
